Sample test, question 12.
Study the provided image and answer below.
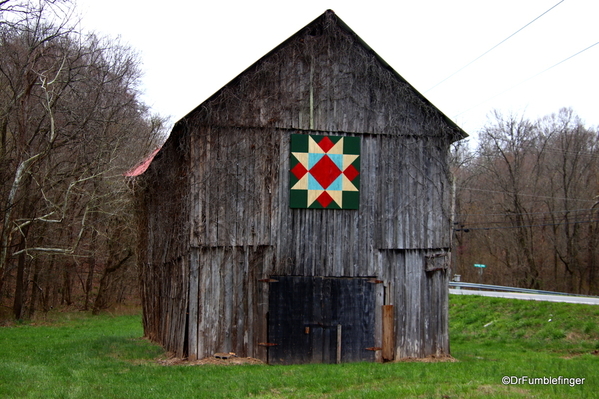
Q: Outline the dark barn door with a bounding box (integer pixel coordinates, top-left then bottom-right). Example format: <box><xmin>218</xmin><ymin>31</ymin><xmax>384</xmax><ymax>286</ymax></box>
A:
<box><xmin>268</xmin><ymin>276</ymin><xmax>375</xmax><ymax>365</ymax></box>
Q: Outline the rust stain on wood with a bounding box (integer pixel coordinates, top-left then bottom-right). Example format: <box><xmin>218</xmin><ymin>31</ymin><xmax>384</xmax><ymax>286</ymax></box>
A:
<box><xmin>258</xmin><ymin>278</ymin><xmax>279</xmax><ymax>283</ymax></box>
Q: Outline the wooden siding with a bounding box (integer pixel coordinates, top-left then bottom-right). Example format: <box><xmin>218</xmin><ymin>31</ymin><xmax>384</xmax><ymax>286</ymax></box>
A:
<box><xmin>181</xmin><ymin>127</ymin><xmax>453</xmax><ymax>264</ymax></box>
<box><xmin>187</xmin><ymin>126</ymin><xmax>280</xmax><ymax>247</ymax></box>
<box><xmin>138</xmin><ymin>127</ymin><xmax>191</xmax><ymax>356</ymax></box>
<box><xmin>186</xmin><ymin>245</ymin><xmax>273</xmax><ymax>361</ymax></box>
<box><xmin>380</xmin><ymin>249</ymin><xmax>449</xmax><ymax>359</ymax></box>
<box><xmin>138</xmin><ymin>10</ymin><xmax>462</xmax><ymax>362</ymax></box>
<box><xmin>140</xmin><ymin>127</ymin><xmax>454</xmax><ymax>360</ymax></box>
<box><xmin>143</xmin><ymin>127</ymin><xmax>454</xmax><ymax>360</ymax></box>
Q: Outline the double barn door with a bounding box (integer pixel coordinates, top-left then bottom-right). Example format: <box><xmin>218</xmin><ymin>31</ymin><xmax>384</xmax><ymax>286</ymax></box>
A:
<box><xmin>268</xmin><ymin>276</ymin><xmax>376</xmax><ymax>365</ymax></box>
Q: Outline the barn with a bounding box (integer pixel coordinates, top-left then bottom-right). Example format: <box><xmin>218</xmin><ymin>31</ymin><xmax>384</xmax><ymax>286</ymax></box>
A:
<box><xmin>137</xmin><ymin>10</ymin><xmax>467</xmax><ymax>364</ymax></box>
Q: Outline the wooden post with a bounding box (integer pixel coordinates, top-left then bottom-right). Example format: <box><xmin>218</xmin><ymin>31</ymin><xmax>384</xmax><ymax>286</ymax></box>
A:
<box><xmin>382</xmin><ymin>305</ymin><xmax>395</xmax><ymax>361</ymax></box>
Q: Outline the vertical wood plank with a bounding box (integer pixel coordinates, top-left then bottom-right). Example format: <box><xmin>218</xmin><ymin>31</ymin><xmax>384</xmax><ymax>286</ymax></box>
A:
<box><xmin>188</xmin><ymin>250</ymin><xmax>199</xmax><ymax>360</ymax></box>
<box><xmin>336</xmin><ymin>324</ymin><xmax>342</xmax><ymax>364</ymax></box>
<box><xmin>382</xmin><ymin>304</ymin><xmax>394</xmax><ymax>361</ymax></box>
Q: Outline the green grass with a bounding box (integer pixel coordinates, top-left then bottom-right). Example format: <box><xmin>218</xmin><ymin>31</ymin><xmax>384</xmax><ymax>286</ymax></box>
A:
<box><xmin>0</xmin><ymin>296</ymin><xmax>597</xmax><ymax>398</ymax></box>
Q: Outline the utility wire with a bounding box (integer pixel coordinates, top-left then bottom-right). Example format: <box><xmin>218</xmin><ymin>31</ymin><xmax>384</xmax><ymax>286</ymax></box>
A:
<box><xmin>454</xmin><ymin>40</ymin><xmax>599</xmax><ymax>118</ymax></box>
<box><xmin>458</xmin><ymin>210</ymin><xmax>596</xmax><ymax>224</ymax></box>
<box><xmin>455</xmin><ymin>208</ymin><xmax>599</xmax><ymax>230</ymax></box>
<box><xmin>456</xmin><ymin>186</ymin><xmax>598</xmax><ymax>203</ymax></box>
<box><xmin>454</xmin><ymin>218</ymin><xmax>599</xmax><ymax>231</ymax></box>
<box><xmin>425</xmin><ymin>0</ymin><xmax>565</xmax><ymax>93</ymax></box>
<box><xmin>458</xmin><ymin>214</ymin><xmax>595</xmax><ymax>227</ymax></box>
<box><xmin>520</xmin><ymin>40</ymin><xmax>599</xmax><ymax>84</ymax></box>
<box><xmin>457</xmin><ymin>208</ymin><xmax>597</xmax><ymax>218</ymax></box>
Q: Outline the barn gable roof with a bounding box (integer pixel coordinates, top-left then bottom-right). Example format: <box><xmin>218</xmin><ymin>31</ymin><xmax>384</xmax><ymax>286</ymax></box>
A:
<box><xmin>176</xmin><ymin>9</ymin><xmax>467</xmax><ymax>141</ymax></box>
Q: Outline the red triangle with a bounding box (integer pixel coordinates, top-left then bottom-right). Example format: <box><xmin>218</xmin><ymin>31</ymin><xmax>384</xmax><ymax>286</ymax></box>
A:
<box><xmin>343</xmin><ymin>164</ymin><xmax>359</xmax><ymax>181</ymax></box>
<box><xmin>317</xmin><ymin>136</ymin><xmax>335</xmax><ymax>153</ymax></box>
<box><xmin>291</xmin><ymin>162</ymin><xmax>308</xmax><ymax>179</ymax></box>
<box><xmin>316</xmin><ymin>191</ymin><xmax>334</xmax><ymax>207</ymax></box>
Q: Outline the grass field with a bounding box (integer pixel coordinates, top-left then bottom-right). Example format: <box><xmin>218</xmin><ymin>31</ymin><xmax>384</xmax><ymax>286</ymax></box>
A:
<box><xmin>0</xmin><ymin>295</ymin><xmax>597</xmax><ymax>398</ymax></box>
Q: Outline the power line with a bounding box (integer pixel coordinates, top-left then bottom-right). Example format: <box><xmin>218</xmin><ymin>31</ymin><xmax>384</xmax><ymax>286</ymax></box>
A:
<box><xmin>457</xmin><ymin>213</ymin><xmax>595</xmax><ymax>227</ymax></box>
<box><xmin>425</xmin><ymin>0</ymin><xmax>565</xmax><ymax>93</ymax></box>
<box><xmin>542</xmin><ymin>146</ymin><xmax>599</xmax><ymax>159</ymax></box>
<box><xmin>454</xmin><ymin>218</ymin><xmax>599</xmax><ymax>231</ymax></box>
<box><xmin>454</xmin><ymin>40</ymin><xmax>599</xmax><ymax>118</ymax></box>
<box><xmin>455</xmin><ymin>207</ymin><xmax>599</xmax><ymax>230</ymax></box>
<box><xmin>457</xmin><ymin>207</ymin><xmax>597</xmax><ymax>218</ymax></box>
<box><xmin>456</xmin><ymin>186</ymin><xmax>598</xmax><ymax>203</ymax></box>
<box><xmin>522</xmin><ymin>40</ymin><xmax>599</xmax><ymax>83</ymax></box>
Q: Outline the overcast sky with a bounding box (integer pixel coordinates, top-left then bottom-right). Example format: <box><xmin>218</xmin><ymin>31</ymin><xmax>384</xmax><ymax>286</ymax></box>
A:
<box><xmin>76</xmin><ymin>0</ymin><xmax>598</xmax><ymax>141</ymax></box>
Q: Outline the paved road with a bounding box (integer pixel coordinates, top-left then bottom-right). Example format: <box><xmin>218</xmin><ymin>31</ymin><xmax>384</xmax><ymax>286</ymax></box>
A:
<box><xmin>450</xmin><ymin>289</ymin><xmax>599</xmax><ymax>305</ymax></box>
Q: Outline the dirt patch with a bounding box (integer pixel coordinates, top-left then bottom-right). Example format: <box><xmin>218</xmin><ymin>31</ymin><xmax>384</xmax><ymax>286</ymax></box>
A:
<box><xmin>561</xmin><ymin>349</ymin><xmax>599</xmax><ymax>359</ymax></box>
<box><xmin>158</xmin><ymin>354</ymin><xmax>265</xmax><ymax>366</ymax></box>
<box><xmin>394</xmin><ymin>354</ymin><xmax>458</xmax><ymax>363</ymax></box>
<box><xmin>477</xmin><ymin>384</ymin><xmax>531</xmax><ymax>397</ymax></box>
<box><xmin>565</xmin><ymin>331</ymin><xmax>584</xmax><ymax>342</ymax></box>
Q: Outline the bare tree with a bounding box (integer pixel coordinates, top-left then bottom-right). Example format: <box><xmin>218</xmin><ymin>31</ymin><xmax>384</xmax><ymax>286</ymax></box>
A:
<box><xmin>453</xmin><ymin>109</ymin><xmax>599</xmax><ymax>294</ymax></box>
<box><xmin>473</xmin><ymin>112</ymin><xmax>548</xmax><ymax>288</ymax></box>
<box><xmin>538</xmin><ymin>109</ymin><xmax>599</xmax><ymax>292</ymax></box>
<box><xmin>0</xmin><ymin>1</ymin><xmax>164</xmax><ymax>318</ymax></box>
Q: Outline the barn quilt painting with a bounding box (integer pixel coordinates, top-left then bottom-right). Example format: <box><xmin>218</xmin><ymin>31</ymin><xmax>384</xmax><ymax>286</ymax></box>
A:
<box><xmin>289</xmin><ymin>134</ymin><xmax>360</xmax><ymax>209</ymax></box>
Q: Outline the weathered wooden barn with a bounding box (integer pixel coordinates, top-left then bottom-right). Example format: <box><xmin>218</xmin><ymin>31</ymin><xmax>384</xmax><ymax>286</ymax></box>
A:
<box><xmin>137</xmin><ymin>10</ymin><xmax>466</xmax><ymax>364</ymax></box>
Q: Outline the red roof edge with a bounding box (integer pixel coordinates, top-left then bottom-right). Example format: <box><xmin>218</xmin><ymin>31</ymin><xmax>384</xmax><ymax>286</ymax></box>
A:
<box><xmin>123</xmin><ymin>147</ymin><xmax>161</xmax><ymax>177</ymax></box>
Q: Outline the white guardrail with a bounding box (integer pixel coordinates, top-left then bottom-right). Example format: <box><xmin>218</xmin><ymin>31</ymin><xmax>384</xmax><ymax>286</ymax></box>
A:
<box><xmin>449</xmin><ymin>282</ymin><xmax>599</xmax><ymax>305</ymax></box>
